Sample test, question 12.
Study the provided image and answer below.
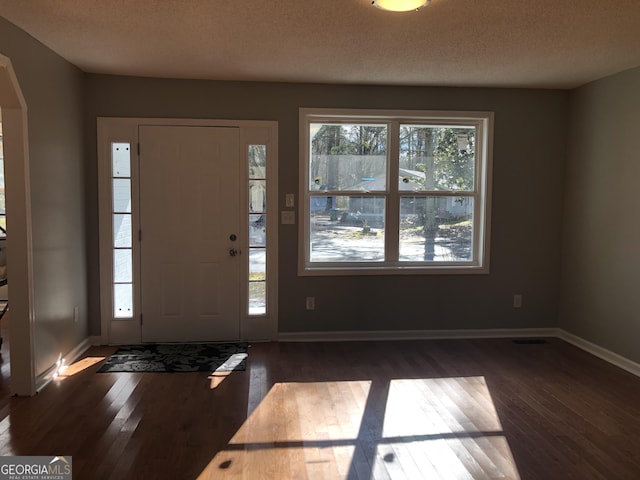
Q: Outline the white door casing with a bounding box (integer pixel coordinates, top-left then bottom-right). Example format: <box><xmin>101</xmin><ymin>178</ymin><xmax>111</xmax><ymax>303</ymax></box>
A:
<box><xmin>98</xmin><ymin>118</ymin><xmax>278</xmax><ymax>345</ymax></box>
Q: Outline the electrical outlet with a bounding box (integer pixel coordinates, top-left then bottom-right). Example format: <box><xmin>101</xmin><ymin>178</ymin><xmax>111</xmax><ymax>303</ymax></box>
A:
<box><xmin>513</xmin><ymin>294</ymin><xmax>522</xmax><ymax>308</ymax></box>
<box><xmin>306</xmin><ymin>297</ymin><xmax>315</xmax><ymax>310</ymax></box>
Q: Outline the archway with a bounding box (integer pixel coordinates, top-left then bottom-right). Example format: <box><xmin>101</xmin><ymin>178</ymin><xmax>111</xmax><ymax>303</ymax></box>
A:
<box><xmin>0</xmin><ymin>54</ymin><xmax>36</xmax><ymax>396</ymax></box>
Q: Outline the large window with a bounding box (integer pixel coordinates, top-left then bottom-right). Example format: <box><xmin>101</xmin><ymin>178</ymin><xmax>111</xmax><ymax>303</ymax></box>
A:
<box><xmin>300</xmin><ymin>109</ymin><xmax>493</xmax><ymax>274</ymax></box>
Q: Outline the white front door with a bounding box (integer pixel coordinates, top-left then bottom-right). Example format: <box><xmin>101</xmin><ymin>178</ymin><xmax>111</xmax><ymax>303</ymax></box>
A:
<box><xmin>139</xmin><ymin>125</ymin><xmax>240</xmax><ymax>342</ymax></box>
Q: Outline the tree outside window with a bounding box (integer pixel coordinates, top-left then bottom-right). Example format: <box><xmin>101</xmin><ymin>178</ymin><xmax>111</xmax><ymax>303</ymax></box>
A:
<box><xmin>301</xmin><ymin>109</ymin><xmax>493</xmax><ymax>275</ymax></box>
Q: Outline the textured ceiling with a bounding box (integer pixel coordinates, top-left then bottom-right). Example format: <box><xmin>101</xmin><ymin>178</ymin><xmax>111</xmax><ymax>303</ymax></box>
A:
<box><xmin>1</xmin><ymin>0</ymin><xmax>640</xmax><ymax>89</ymax></box>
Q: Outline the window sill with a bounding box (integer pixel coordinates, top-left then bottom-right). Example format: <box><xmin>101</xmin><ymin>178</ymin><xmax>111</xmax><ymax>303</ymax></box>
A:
<box><xmin>299</xmin><ymin>264</ymin><xmax>490</xmax><ymax>276</ymax></box>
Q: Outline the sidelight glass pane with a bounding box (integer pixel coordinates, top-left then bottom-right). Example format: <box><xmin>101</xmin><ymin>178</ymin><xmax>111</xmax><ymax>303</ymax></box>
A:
<box><xmin>249</xmin><ymin>214</ymin><xmax>266</xmax><ymax>247</ymax></box>
<box><xmin>111</xmin><ymin>141</ymin><xmax>134</xmax><ymax>320</ymax></box>
<box><xmin>249</xmin><ymin>145</ymin><xmax>266</xmax><ymax>179</ymax></box>
<box><xmin>399</xmin><ymin>125</ymin><xmax>475</xmax><ymax>192</ymax></box>
<box><xmin>310</xmin><ymin>123</ymin><xmax>387</xmax><ymax>192</ymax></box>
<box><xmin>112</xmin><ymin>143</ymin><xmax>131</xmax><ymax>177</ymax></box>
<box><xmin>399</xmin><ymin>196</ymin><xmax>474</xmax><ymax>262</ymax></box>
<box><xmin>113</xmin><ymin>249</ymin><xmax>133</xmax><ymax>283</ymax></box>
<box><xmin>249</xmin><ymin>281</ymin><xmax>266</xmax><ymax>315</ymax></box>
<box><xmin>249</xmin><ymin>180</ymin><xmax>266</xmax><ymax>213</ymax></box>
<box><xmin>114</xmin><ymin>283</ymin><xmax>133</xmax><ymax>318</ymax></box>
<box><xmin>309</xmin><ymin>195</ymin><xmax>385</xmax><ymax>262</ymax></box>
<box><xmin>113</xmin><ymin>214</ymin><xmax>132</xmax><ymax>248</ymax></box>
<box><xmin>248</xmin><ymin>144</ymin><xmax>267</xmax><ymax>316</ymax></box>
<box><xmin>112</xmin><ymin>178</ymin><xmax>132</xmax><ymax>213</ymax></box>
<box><xmin>249</xmin><ymin>249</ymin><xmax>266</xmax><ymax>281</ymax></box>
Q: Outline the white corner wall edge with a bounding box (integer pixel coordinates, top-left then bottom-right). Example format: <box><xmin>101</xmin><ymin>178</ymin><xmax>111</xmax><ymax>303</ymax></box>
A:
<box><xmin>558</xmin><ymin>329</ymin><xmax>640</xmax><ymax>378</ymax></box>
<box><xmin>279</xmin><ymin>328</ymin><xmax>640</xmax><ymax>378</ymax></box>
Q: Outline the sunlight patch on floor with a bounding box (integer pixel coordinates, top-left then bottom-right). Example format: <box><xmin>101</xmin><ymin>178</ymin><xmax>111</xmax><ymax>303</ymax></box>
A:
<box><xmin>54</xmin><ymin>356</ymin><xmax>106</xmax><ymax>380</ymax></box>
<box><xmin>196</xmin><ymin>377</ymin><xmax>521</xmax><ymax>479</ymax></box>
<box><xmin>208</xmin><ymin>353</ymin><xmax>247</xmax><ymax>389</ymax></box>
<box><xmin>380</xmin><ymin>377</ymin><xmax>520</xmax><ymax>478</ymax></box>
<box><xmin>197</xmin><ymin>381</ymin><xmax>370</xmax><ymax>479</ymax></box>
<box><xmin>208</xmin><ymin>371</ymin><xmax>232</xmax><ymax>389</ymax></box>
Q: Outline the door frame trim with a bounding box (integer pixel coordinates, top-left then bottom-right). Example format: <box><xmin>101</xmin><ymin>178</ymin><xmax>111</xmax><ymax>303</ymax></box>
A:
<box><xmin>97</xmin><ymin>118</ymin><xmax>278</xmax><ymax>344</ymax></box>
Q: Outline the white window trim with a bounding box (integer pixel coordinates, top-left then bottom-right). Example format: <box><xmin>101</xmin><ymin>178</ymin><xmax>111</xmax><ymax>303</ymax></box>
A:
<box><xmin>298</xmin><ymin>108</ymin><xmax>493</xmax><ymax>276</ymax></box>
<box><xmin>98</xmin><ymin>118</ymin><xmax>278</xmax><ymax>344</ymax></box>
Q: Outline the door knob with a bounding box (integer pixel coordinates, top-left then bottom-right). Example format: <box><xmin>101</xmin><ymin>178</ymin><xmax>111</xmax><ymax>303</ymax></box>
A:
<box><xmin>229</xmin><ymin>248</ymin><xmax>239</xmax><ymax>257</ymax></box>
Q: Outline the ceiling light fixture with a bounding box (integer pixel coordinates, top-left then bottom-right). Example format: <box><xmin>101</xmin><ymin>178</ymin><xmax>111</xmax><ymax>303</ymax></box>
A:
<box><xmin>372</xmin><ymin>0</ymin><xmax>431</xmax><ymax>12</ymax></box>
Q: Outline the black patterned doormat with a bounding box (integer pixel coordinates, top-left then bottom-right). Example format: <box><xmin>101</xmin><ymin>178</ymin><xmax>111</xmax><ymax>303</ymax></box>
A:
<box><xmin>97</xmin><ymin>342</ymin><xmax>248</xmax><ymax>373</ymax></box>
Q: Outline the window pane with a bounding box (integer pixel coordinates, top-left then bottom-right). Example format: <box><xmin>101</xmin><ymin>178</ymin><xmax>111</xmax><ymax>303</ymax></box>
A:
<box><xmin>113</xmin><ymin>249</ymin><xmax>133</xmax><ymax>283</ymax></box>
<box><xmin>249</xmin><ymin>281</ymin><xmax>266</xmax><ymax>315</ymax></box>
<box><xmin>112</xmin><ymin>143</ymin><xmax>131</xmax><ymax>177</ymax></box>
<box><xmin>249</xmin><ymin>247</ymin><xmax>266</xmax><ymax>313</ymax></box>
<box><xmin>310</xmin><ymin>124</ymin><xmax>387</xmax><ymax>192</ymax></box>
<box><xmin>249</xmin><ymin>214</ymin><xmax>266</xmax><ymax>247</ymax></box>
<box><xmin>112</xmin><ymin>178</ymin><xmax>132</xmax><ymax>213</ymax></box>
<box><xmin>399</xmin><ymin>126</ymin><xmax>475</xmax><ymax>192</ymax></box>
<box><xmin>399</xmin><ymin>196</ymin><xmax>474</xmax><ymax>262</ymax></box>
<box><xmin>249</xmin><ymin>145</ymin><xmax>266</xmax><ymax>179</ymax></box>
<box><xmin>249</xmin><ymin>248</ymin><xmax>266</xmax><ymax>281</ymax></box>
<box><xmin>249</xmin><ymin>180</ymin><xmax>266</xmax><ymax>213</ymax></box>
<box><xmin>113</xmin><ymin>214</ymin><xmax>132</xmax><ymax>248</ymax></box>
<box><xmin>310</xmin><ymin>196</ymin><xmax>385</xmax><ymax>262</ymax></box>
<box><xmin>114</xmin><ymin>283</ymin><xmax>133</xmax><ymax>318</ymax></box>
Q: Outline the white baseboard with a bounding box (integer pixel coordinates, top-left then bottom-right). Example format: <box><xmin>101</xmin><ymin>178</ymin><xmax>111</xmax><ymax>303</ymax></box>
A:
<box><xmin>558</xmin><ymin>329</ymin><xmax>640</xmax><ymax>377</ymax></box>
<box><xmin>35</xmin><ymin>337</ymin><xmax>94</xmax><ymax>392</ymax></box>
<box><xmin>278</xmin><ymin>328</ymin><xmax>561</xmax><ymax>342</ymax></box>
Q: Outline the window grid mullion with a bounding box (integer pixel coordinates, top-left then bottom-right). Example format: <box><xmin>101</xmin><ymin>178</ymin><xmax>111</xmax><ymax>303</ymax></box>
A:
<box><xmin>386</xmin><ymin>121</ymin><xmax>400</xmax><ymax>263</ymax></box>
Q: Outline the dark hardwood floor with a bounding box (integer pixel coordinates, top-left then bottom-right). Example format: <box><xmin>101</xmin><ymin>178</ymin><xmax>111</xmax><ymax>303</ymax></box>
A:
<box><xmin>1</xmin><ymin>317</ymin><xmax>639</xmax><ymax>479</ymax></box>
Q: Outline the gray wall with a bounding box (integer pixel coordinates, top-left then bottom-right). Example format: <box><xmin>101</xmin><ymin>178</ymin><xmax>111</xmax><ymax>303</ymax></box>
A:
<box><xmin>3</xmin><ymin>13</ymin><xmax>638</xmax><ymax>382</ymax></box>
<box><xmin>85</xmin><ymin>75</ymin><xmax>569</xmax><ymax>335</ymax></box>
<box><xmin>560</xmin><ymin>66</ymin><xmax>640</xmax><ymax>364</ymax></box>
<box><xmin>0</xmin><ymin>18</ymin><xmax>87</xmax><ymax>376</ymax></box>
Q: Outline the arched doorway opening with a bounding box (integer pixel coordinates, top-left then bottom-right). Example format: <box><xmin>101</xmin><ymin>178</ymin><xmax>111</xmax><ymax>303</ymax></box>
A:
<box><xmin>0</xmin><ymin>54</ymin><xmax>36</xmax><ymax>396</ymax></box>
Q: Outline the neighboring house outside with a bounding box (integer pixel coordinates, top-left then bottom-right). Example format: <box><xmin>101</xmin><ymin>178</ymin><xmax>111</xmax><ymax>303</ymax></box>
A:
<box><xmin>313</xmin><ymin>168</ymin><xmax>473</xmax><ymax>228</ymax></box>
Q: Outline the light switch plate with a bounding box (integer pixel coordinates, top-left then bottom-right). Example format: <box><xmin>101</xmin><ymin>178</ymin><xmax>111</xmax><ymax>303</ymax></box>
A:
<box><xmin>285</xmin><ymin>193</ymin><xmax>295</xmax><ymax>208</ymax></box>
